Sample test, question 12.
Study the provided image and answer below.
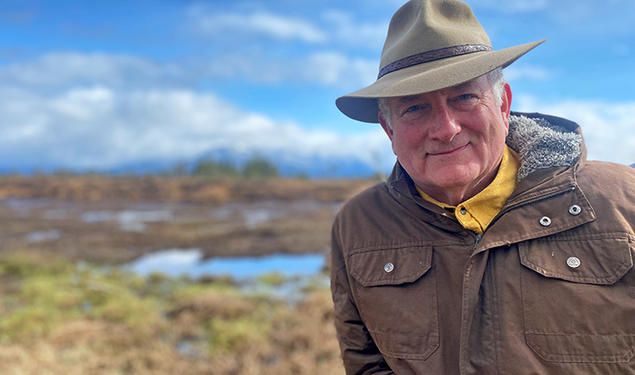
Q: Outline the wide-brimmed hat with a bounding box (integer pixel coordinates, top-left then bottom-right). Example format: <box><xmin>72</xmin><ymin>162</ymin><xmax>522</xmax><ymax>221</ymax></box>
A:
<box><xmin>336</xmin><ymin>0</ymin><xmax>544</xmax><ymax>123</ymax></box>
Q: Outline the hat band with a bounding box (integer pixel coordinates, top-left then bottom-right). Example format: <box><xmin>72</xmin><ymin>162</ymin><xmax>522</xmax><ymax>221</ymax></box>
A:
<box><xmin>377</xmin><ymin>44</ymin><xmax>492</xmax><ymax>79</ymax></box>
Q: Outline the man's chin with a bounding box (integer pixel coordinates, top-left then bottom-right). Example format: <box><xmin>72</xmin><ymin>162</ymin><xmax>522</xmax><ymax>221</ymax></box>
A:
<box><xmin>413</xmin><ymin>170</ymin><xmax>480</xmax><ymax>193</ymax></box>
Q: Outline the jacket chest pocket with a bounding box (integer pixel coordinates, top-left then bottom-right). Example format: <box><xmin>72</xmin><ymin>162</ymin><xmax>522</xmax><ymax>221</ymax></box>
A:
<box><xmin>347</xmin><ymin>246</ymin><xmax>439</xmax><ymax>360</ymax></box>
<box><xmin>518</xmin><ymin>234</ymin><xmax>635</xmax><ymax>363</ymax></box>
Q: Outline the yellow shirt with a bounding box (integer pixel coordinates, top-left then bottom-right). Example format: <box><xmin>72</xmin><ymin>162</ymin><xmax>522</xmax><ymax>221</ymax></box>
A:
<box><xmin>416</xmin><ymin>146</ymin><xmax>520</xmax><ymax>234</ymax></box>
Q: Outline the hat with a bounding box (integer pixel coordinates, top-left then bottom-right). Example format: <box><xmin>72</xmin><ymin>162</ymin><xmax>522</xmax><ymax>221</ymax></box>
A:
<box><xmin>336</xmin><ymin>0</ymin><xmax>544</xmax><ymax>123</ymax></box>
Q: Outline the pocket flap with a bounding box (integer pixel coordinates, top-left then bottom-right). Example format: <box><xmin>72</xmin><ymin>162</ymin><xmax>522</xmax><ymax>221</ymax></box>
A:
<box><xmin>519</xmin><ymin>235</ymin><xmax>633</xmax><ymax>285</ymax></box>
<box><xmin>349</xmin><ymin>246</ymin><xmax>432</xmax><ymax>287</ymax></box>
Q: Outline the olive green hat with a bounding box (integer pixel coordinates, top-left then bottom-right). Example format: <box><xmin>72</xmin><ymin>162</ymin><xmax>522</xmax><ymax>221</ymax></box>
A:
<box><xmin>336</xmin><ymin>0</ymin><xmax>544</xmax><ymax>123</ymax></box>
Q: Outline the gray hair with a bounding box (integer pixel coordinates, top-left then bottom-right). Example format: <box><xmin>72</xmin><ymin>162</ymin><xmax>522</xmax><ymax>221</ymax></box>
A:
<box><xmin>378</xmin><ymin>68</ymin><xmax>506</xmax><ymax>129</ymax></box>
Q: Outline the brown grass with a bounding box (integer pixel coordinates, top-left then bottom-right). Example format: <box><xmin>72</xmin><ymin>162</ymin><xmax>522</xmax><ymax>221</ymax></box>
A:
<box><xmin>0</xmin><ymin>175</ymin><xmax>374</xmax><ymax>204</ymax></box>
<box><xmin>0</xmin><ymin>176</ymin><xmax>364</xmax><ymax>374</ymax></box>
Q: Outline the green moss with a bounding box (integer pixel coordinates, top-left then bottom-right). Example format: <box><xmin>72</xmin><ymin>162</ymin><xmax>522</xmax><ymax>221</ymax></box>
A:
<box><xmin>207</xmin><ymin>316</ymin><xmax>270</xmax><ymax>353</ymax></box>
<box><xmin>0</xmin><ymin>253</ymin><xmax>74</xmax><ymax>278</ymax></box>
<box><xmin>0</xmin><ymin>254</ymin><xmax>165</xmax><ymax>341</ymax></box>
<box><xmin>0</xmin><ymin>303</ymin><xmax>62</xmax><ymax>342</ymax></box>
<box><xmin>171</xmin><ymin>281</ymin><xmax>241</xmax><ymax>303</ymax></box>
<box><xmin>89</xmin><ymin>291</ymin><xmax>163</xmax><ymax>335</ymax></box>
<box><xmin>257</xmin><ymin>272</ymin><xmax>287</xmax><ymax>287</ymax></box>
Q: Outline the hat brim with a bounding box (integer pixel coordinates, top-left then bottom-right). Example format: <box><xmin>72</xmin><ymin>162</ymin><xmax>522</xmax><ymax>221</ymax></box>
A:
<box><xmin>336</xmin><ymin>40</ymin><xmax>545</xmax><ymax>123</ymax></box>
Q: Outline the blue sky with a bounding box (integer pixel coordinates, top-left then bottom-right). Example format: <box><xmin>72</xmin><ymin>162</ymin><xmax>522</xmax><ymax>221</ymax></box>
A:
<box><xmin>1</xmin><ymin>0</ymin><xmax>634</xmax><ymax>174</ymax></box>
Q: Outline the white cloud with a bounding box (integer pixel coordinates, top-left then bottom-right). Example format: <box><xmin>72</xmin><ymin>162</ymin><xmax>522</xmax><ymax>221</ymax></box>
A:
<box><xmin>305</xmin><ymin>52</ymin><xmax>378</xmax><ymax>87</ymax></box>
<box><xmin>504</xmin><ymin>65</ymin><xmax>550</xmax><ymax>81</ymax></box>
<box><xmin>515</xmin><ymin>95</ymin><xmax>635</xmax><ymax>165</ymax></box>
<box><xmin>187</xmin><ymin>5</ymin><xmax>389</xmax><ymax>50</ymax></box>
<box><xmin>0</xmin><ymin>52</ymin><xmax>183</xmax><ymax>88</ymax></box>
<box><xmin>187</xmin><ymin>5</ymin><xmax>327</xmax><ymax>43</ymax></box>
<box><xmin>204</xmin><ymin>50</ymin><xmax>378</xmax><ymax>89</ymax></box>
<box><xmin>471</xmin><ymin>0</ymin><xmax>548</xmax><ymax>13</ymax></box>
<box><xmin>0</xmin><ymin>51</ymin><xmax>381</xmax><ymax>173</ymax></box>
<box><xmin>321</xmin><ymin>10</ymin><xmax>388</xmax><ymax>50</ymax></box>
<box><xmin>3</xmin><ymin>50</ymin><xmax>377</xmax><ymax>94</ymax></box>
<box><xmin>50</xmin><ymin>86</ymin><xmax>114</xmax><ymax>121</ymax></box>
<box><xmin>0</xmin><ymin>80</ymin><xmax>392</xmax><ymax>171</ymax></box>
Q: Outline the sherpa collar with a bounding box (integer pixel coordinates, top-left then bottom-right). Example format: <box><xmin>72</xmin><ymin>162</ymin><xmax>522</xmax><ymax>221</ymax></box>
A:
<box><xmin>506</xmin><ymin>113</ymin><xmax>583</xmax><ymax>181</ymax></box>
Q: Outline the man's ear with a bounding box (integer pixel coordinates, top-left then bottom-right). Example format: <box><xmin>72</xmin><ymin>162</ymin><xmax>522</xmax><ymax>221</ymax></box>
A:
<box><xmin>500</xmin><ymin>83</ymin><xmax>512</xmax><ymax>134</ymax></box>
<box><xmin>378</xmin><ymin>111</ymin><xmax>393</xmax><ymax>141</ymax></box>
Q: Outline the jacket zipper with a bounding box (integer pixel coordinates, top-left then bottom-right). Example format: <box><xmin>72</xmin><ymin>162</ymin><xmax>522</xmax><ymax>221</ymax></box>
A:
<box><xmin>462</xmin><ymin>186</ymin><xmax>575</xmax><ymax>374</ymax></box>
<box><xmin>472</xmin><ymin>233</ymin><xmax>483</xmax><ymax>251</ymax></box>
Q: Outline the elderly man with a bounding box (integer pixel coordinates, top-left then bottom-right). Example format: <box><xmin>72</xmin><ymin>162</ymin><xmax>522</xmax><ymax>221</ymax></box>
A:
<box><xmin>330</xmin><ymin>0</ymin><xmax>635</xmax><ymax>374</ymax></box>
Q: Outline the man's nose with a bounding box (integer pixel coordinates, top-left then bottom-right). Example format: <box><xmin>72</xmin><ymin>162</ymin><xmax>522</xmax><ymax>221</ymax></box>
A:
<box><xmin>429</xmin><ymin>105</ymin><xmax>461</xmax><ymax>142</ymax></box>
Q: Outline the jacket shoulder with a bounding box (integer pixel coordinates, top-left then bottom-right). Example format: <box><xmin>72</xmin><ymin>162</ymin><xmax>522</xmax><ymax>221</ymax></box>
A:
<box><xmin>576</xmin><ymin>161</ymin><xmax>635</xmax><ymax>233</ymax></box>
<box><xmin>334</xmin><ymin>181</ymin><xmax>390</xmax><ymax>223</ymax></box>
<box><xmin>578</xmin><ymin>161</ymin><xmax>635</xmax><ymax>191</ymax></box>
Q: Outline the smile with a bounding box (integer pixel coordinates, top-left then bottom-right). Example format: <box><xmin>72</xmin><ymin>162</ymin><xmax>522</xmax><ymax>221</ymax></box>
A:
<box><xmin>430</xmin><ymin>144</ymin><xmax>469</xmax><ymax>156</ymax></box>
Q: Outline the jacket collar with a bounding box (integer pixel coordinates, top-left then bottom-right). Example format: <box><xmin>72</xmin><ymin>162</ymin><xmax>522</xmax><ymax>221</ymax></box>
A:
<box><xmin>506</xmin><ymin>112</ymin><xmax>583</xmax><ymax>180</ymax></box>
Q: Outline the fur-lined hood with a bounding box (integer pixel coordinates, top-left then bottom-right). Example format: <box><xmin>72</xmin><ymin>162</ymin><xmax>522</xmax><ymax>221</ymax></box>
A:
<box><xmin>507</xmin><ymin>112</ymin><xmax>583</xmax><ymax>180</ymax></box>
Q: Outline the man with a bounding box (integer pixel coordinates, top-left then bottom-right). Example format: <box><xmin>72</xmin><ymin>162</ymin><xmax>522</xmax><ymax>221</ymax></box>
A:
<box><xmin>330</xmin><ymin>0</ymin><xmax>635</xmax><ymax>374</ymax></box>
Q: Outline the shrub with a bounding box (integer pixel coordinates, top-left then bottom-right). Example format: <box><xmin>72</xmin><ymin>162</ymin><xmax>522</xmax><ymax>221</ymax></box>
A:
<box><xmin>242</xmin><ymin>157</ymin><xmax>278</xmax><ymax>179</ymax></box>
<box><xmin>191</xmin><ymin>160</ymin><xmax>238</xmax><ymax>179</ymax></box>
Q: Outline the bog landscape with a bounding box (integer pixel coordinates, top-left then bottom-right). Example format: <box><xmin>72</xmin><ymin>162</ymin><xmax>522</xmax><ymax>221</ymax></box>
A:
<box><xmin>0</xmin><ymin>170</ymin><xmax>376</xmax><ymax>374</ymax></box>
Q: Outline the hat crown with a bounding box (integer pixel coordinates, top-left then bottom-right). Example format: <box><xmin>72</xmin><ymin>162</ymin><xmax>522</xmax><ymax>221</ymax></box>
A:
<box><xmin>380</xmin><ymin>0</ymin><xmax>492</xmax><ymax>70</ymax></box>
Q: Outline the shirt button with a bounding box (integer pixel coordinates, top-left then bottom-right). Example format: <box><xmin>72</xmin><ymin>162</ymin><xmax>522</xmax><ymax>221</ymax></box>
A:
<box><xmin>566</xmin><ymin>256</ymin><xmax>581</xmax><ymax>269</ymax></box>
<box><xmin>384</xmin><ymin>262</ymin><xmax>394</xmax><ymax>273</ymax></box>
<box><xmin>459</xmin><ymin>207</ymin><xmax>467</xmax><ymax>215</ymax></box>
<box><xmin>539</xmin><ymin>216</ymin><xmax>551</xmax><ymax>227</ymax></box>
<box><xmin>568</xmin><ymin>205</ymin><xmax>582</xmax><ymax>216</ymax></box>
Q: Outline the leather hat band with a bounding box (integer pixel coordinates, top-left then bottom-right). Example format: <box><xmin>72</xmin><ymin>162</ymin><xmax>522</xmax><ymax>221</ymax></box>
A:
<box><xmin>377</xmin><ymin>44</ymin><xmax>492</xmax><ymax>79</ymax></box>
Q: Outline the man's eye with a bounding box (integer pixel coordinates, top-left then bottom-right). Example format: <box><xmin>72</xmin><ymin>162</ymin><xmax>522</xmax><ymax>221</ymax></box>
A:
<box><xmin>403</xmin><ymin>104</ymin><xmax>426</xmax><ymax>114</ymax></box>
<box><xmin>450</xmin><ymin>94</ymin><xmax>479</xmax><ymax>108</ymax></box>
<box><xmin>456</xmin><ymin>94</ymin><xmax>476</xmax><ymax>101</ymax></box>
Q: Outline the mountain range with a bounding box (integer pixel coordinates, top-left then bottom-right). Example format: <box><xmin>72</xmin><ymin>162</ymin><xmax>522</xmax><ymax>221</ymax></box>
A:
<box><xmin>0</xmin><ymin>148</ymin><xmax>386</xmax><ymax>178</ymax></box>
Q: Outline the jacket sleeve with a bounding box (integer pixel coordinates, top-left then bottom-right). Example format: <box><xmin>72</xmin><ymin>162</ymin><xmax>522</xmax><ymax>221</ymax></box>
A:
<box><xmin>330</xmin><ymin>218</ymin><xmax>395</xmax><ymax>375</ymax></box>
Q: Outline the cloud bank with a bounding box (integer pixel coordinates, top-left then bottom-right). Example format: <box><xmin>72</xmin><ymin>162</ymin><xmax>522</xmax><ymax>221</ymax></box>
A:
<box><xmin>2</xmin><ymin>51</ymin><xmax>632</xmax><ymax>175</ymax></box>
<box><xmin>0</xmin><ymin>52</ymin><xmax>392</xmax><ymax>172</ymax></box>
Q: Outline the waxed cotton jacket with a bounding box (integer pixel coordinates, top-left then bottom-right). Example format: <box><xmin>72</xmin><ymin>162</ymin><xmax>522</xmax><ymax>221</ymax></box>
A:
<box><xmin>330</xmin><ymin>113</ymin><xmax>635</xmax><ymax>374</ymax></box>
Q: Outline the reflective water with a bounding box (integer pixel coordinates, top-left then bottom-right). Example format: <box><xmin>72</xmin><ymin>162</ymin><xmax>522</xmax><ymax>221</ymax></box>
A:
<box><xmin>81</xmin><ymin>209</ymin><xmax>173</xmax><ymax>232</ymax></box>
<box><xmin>127</xmin><ymin>248</ymin><xmax>325</xmax><ymax>279</ymax></box>
<box><xmin>26</xmin><ymin>229</ymin><xmax>61</xmax><ymax>243</ymax></box>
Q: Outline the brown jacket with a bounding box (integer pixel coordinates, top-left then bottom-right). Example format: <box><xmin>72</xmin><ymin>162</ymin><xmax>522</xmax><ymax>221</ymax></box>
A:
<box><xmin>330</xmin><ymin>113</ymin><xmax>635</xmax><ymax>374</ymax></box>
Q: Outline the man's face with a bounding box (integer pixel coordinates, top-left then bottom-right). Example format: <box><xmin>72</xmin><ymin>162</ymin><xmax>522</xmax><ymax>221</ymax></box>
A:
<box><xmin>378</xmin><ymin>74</ymin><xmax>512</xmax><ymax>204</ymax></box>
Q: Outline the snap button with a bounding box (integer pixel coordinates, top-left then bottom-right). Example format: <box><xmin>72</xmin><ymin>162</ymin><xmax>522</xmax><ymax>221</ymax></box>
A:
<box><xmin>566</xmin><ymin>256</ymin><xmax>581</xmax><ymax>269</ymax></box>
<box><xmin>539</xmin><ymin>216</ymin><xmax>551</xmax><ymax>227</ymax></box>
<box><xmin>384</xmin><ymin>262</ymin><xmax>394</xmax><ymax>273</ymax></box>
<box><xmin>568</xmin><ymin>205</ymin><xmax>581</xmax><ymax>216</ymax></box>
<box><xmin>459</xmin><ymin>207</ymin><xmax>467</xmax><ymax>215</ymax></box>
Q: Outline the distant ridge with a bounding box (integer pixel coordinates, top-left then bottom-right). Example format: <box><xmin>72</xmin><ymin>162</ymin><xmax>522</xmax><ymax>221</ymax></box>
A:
<box><xmin>197</xmin><ymin>148</ymin><xmax>379</xmax><ymax>178</ymax></box>
<box><xmin>0</xmin><ymin>148</ymin><xmax>385</xmax><ymax>178</ymax></box>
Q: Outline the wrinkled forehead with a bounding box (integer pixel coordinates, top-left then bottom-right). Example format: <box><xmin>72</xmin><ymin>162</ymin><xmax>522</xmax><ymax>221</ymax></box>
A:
<box><xmin>395</xmin><ymin>74</ymin><xmax>491</xmax><ymax>104</ymax></box>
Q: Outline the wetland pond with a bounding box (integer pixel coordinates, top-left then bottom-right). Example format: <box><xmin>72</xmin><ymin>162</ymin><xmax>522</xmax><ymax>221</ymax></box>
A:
<box><xmin>1</xmin><ymin>197</ymin><xmax>334</xmax><ymax>300</ymax></box>
<box><xmin>128</xmin><ymin>248</ymin><xmax>325</xmax><ymax>279</ymax></box>
<box><xmin>127</xmin><ymin>249</ymin><xmax>329</xmax><ymax>302</ymax></box>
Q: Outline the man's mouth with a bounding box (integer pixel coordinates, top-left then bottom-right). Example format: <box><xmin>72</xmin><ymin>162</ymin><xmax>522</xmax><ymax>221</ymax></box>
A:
<box><xmin>429</xmin><ymin>144</ymin><xmax>468</xmax><ymax>156</ymax></box>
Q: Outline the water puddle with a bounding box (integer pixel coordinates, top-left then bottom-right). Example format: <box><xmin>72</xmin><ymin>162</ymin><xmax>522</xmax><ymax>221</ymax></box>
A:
<box><xmin>128</xmin><ymin>248</ymin><xmax>325</xmax><ymax>279</ymax></box>
<box><xmin>81</xmin><ymin>209</ymin><xmax>173</xmax><ymax>232</ymax></box>
<box><xmin>127</xmin><ymin>249</ymin><xmax>328</xmax><ymax>303</ymax></box>
<box><xmin>26</xmin><ymin>229</ymin><xmax>62</xmax><ymax>243</ymax></box>
<box><xmin>210</xmin><ymin>199</ymin><xmax>337</xmax><ymax>229</ymax></box>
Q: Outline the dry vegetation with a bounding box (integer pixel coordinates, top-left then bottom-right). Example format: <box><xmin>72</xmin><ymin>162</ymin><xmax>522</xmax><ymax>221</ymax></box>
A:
<box><xmin>0</xmin><ymin>175</ymin><xmax>376</xmax><ymax>374</ymax></box>
<box><xmin>0</xmin><ymin>175</ymin><xmax>375</xmax><ymax>263</ymax></box>
<box><xmin>0</xmin><ymin>253</ymin><xmax>344</xmax><ymax>375</ymax></box>
<box><xmin>0</xmin><ymin>175</ymin><xmax>372</xmax><ymax>204</ymax></box>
